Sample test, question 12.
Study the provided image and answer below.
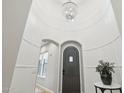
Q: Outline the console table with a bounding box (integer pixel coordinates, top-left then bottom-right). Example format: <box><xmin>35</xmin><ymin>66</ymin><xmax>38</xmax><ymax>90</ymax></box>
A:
<box><xmin>94</xmin><ymin>82</ymin><xmax>122</xmax><ymax>93</ymax></box>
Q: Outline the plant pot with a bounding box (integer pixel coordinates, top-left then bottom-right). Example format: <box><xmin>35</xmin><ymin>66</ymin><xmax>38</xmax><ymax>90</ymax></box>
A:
<box><xmin>100</xmin><ymin>72</ymin><xmax>112</xmax><ymax>85</ymax></box>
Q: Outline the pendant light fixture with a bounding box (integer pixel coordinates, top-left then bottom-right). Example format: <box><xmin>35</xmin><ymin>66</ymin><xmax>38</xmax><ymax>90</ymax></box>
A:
<box><xmin>63</xmin><ymin>0</ymin><xmax>78</xmax><ymax>21</ymax></box>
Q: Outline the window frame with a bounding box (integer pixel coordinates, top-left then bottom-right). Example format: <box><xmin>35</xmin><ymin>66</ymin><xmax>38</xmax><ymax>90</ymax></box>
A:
<box><xmin>37</xmin><ymin>51</ymin><xmax>49</xmax><ymax>78</ymax></box>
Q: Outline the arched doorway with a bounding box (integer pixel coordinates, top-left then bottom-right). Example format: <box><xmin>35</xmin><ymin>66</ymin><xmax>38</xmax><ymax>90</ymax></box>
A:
<box><xmin>60</xmin><ymin>41</ymin><xmax>85</xmax><ymax>93</ymax></box>
<box><xmin>62</xmin><ymin>46</ymin><xmax>80</xmax><ymax>93</ymax></box>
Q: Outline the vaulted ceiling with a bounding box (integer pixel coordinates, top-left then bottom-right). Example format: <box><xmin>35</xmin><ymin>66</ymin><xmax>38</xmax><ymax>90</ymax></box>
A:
<box><xmin>29</xmin><ymin>0</ymin><xmax>110</xmax><ymax>31</ymax></box>
<box><xmin>3</xmin><ymin>0</ymin><xmax>121</xmax><ymax>93</ymax></box>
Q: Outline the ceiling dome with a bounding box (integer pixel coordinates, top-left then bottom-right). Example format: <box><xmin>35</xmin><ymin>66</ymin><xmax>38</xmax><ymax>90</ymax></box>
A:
<box><xmin>32</xmin><ymin>0</ymin><xmax>110</xmax><ymax>31</ymax></box>
<box><xmin>23</xmin><ymin>0</ymin><xmax>120</xmax><ymax>50</ymax></box>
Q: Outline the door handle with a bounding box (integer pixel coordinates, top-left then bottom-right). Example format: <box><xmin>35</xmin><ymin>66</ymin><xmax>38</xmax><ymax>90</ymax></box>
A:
<box><xmin>63</xmin><ymin>69</ymin><xmax>65</xmax><ymax>75</ymax></box>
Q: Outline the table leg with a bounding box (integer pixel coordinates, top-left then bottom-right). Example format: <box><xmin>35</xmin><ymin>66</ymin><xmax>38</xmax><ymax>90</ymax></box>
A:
<box><xmin>110</xmin><ymin>90</ymin><xmax>112</xmax><ymax>93</ymax></box>
<box><xmin>119</xmin><ymin>88</ymin><xmax>122</xmax><ymax>93</ymax></box>
<box><xmin>95</xmin><ymin>86</ymin><xmax>97</xmax><ymax>93</ymax></box>
<box><xmin>100</xmin><ymin>88</ymin><xmax>105</xmax><ymax>93</ymax></box>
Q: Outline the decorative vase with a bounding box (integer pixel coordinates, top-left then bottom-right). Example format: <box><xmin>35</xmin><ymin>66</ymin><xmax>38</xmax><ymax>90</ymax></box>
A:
<box><xmin>100</xmin><ymin>72</ymin><xmax>112</xmax><ymax>85</ymax></box>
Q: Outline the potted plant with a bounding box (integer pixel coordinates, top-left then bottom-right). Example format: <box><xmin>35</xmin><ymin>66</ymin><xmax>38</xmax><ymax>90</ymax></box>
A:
<box><xmin>96</xmin><ymin>60</ymin><xmax>115</xmax><ymax>85</ymax></box>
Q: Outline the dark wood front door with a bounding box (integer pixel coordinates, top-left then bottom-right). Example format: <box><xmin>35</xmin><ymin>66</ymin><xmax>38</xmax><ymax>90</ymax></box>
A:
<box><xmin>62</xmin><ymin>46</ymin><xmax>80</xmax><ymax>93</ymax></box>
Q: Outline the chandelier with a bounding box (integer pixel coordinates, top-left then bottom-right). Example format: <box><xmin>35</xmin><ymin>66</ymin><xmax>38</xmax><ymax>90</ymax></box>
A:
<box><xmin>63</xmin><ymin>1</ymin><xmax>78</xmax><ymax>21</ymax></box>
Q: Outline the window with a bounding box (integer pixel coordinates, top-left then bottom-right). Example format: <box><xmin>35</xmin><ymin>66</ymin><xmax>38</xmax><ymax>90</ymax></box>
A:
<box><xmin>37</xmin><ymin>52</ymin><xmax>48</xmax><ymax>78</ymax></box>
<box><xmin>69</xmin><ymin>56</ymin><xmax>73</xmax><ymax>62</ymax></box>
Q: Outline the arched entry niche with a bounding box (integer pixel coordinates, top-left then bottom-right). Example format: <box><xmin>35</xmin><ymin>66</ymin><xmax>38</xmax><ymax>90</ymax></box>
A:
<box><xmin>60</xmin><ymin>41</ymin><xmax>85</xmax><ymax>93</ymax></box>
<box><xmin>34</xmin><ymin>39</ymin><xmax>59</xmax><ymax>93</ymax></box>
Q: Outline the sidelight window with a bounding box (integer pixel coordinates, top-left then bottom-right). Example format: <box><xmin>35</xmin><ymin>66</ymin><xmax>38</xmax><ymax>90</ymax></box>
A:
<box><xmin>37</xmin><ymin>52</ymin><xmax>48</xmax><ymax>78</ymax></box>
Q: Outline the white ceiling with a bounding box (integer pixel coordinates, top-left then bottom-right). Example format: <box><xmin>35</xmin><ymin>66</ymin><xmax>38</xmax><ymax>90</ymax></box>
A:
<box><xmin>23</xmin><ymin>0</ymin><xmax>120</xmax><ymax>50</ymax></box>
<box><xmin>33</xmin><ymin>0</ymin><xmax>109</xmax><ymax>31</ymax></box>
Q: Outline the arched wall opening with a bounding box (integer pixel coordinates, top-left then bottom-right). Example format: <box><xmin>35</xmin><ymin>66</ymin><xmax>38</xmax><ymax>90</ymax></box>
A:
<box><xmin>60</xmin><ymin>41</ymin><xmax>85</xmax><ymax>93</ymax></box>
<box><xmin>34</xmin><ymin>39</ymin><xmax>60</xmax><ymax>93</ymax></box>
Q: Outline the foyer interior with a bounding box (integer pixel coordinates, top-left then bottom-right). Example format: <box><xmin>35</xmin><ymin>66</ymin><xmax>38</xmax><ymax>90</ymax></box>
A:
<box><xmin>3</xmin><ymin>0</ymin><xmax>122</xmax><ymax>93</ymax></box>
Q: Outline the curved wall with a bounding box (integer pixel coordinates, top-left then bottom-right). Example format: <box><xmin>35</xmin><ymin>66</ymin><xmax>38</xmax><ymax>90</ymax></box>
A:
<box><xmin>9</xmin><ymin>0</ymin><xmax>121</xmax><ymax>93</ymax></box>
<box><xmin>23</xmin><ymin>0</ymin><xmax>120</xmax><ymax>51</ymax></box>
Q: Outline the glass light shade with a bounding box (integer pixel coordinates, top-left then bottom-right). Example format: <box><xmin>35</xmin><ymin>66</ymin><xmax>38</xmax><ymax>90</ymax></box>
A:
<box><xmin>63</xmin><ymin>2</ymin><xmax>78</xmax><ymax>21</ymax></box>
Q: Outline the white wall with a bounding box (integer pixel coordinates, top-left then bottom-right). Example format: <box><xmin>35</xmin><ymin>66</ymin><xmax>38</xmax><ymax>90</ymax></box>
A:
<box><xmin>3</xmin><ymin>0</ymin><xmax>32</xmax><ymax>93</ymax></box>
<box><xmin>9</xmin><ymin>39</ymin><xmax>40</xmax><ymax>93</ymax></box>
<box><xmin>9</xmin><ymin>41</ymin><xmax>60</xmax><ymax>93</ymax></box>
<box><xmin>9</xmin><ymin>0</ymin><xmax>121</xmax><ymax>93</ymax></box>
<box><xmin>10</xmin><ymin>37</ymin><xmax>121</xmax><ymax>93</ymax></box>
<box><xmin>111</xmin><ymin>0</ymin><xmax>122</xmax><ymax>33</ymax></box>
<box><xmin>83</xmin><ymin>37</ymin><xmax>121</xmax><ymax>93</ymax></box>
<box><xmin>36</xmin><ymin>43</ymin><xmax>59</xmax><ymax>93</ymax></box>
